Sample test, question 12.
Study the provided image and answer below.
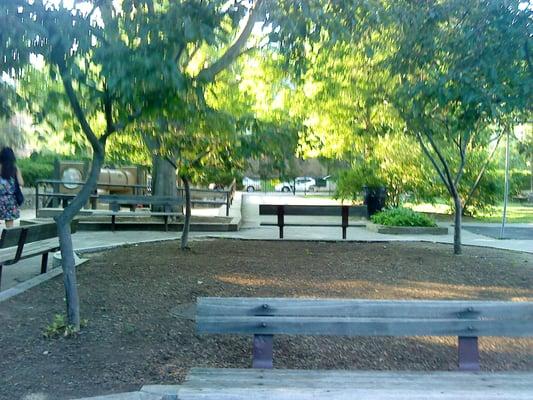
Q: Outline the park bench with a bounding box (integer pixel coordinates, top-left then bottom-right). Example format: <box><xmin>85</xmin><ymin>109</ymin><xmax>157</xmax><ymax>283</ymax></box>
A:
<box><xmin>0</xmin><ymin>220</ymin><xmax>78</xmax><ymax>289</ymax></box>
<box><xmin>259</xmin><ymin>204</ymin><xmax>366</xmax><ymax>239</ymax></box>
<box><xmin>177</xmin><ymin>297</ymin><xmax>533</xmax><ymax>399</ymax></box>
<box><xmin>99</xmin><ymin>194</ymin><xmax>184</xmax><ymax>232</ymax></box>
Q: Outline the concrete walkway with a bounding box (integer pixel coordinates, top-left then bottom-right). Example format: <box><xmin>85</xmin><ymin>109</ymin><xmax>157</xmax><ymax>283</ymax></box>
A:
<box><xmin>1</xmin><ymin>192</ymin><xmax>532</xmax><ymax>294</ymax></box>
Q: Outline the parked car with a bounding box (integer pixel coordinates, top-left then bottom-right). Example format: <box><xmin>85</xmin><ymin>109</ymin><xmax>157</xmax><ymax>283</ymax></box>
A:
<box><xmin>242</xmin><ymin>176</ymin><xmax>262</xmax><ymax>192</ymax></box>
<box><xmin>275</xmin><ymin>177</ymin><xmax>316</xmax><ymax>192</ymax></box>
<box><xmin>311</xmin><ymin>175</ymin><xmax>337</xmax><ymax>192</ymax></box>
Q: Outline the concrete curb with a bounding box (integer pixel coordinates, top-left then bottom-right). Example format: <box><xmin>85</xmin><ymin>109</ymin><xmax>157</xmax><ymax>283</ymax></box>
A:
<box><xmin>75</xmin><ymin>237</ymin><xmax>180</xmax><ymax>255</ymax></box>
<box><xmin>366</xmin><ymin>222</ymin><xmax>449</xmax><ymax>235</ymax></box>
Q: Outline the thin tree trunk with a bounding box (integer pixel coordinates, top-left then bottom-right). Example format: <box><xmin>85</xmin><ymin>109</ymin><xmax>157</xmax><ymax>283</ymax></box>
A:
<box><xmin>54</xmin><ymin>147</ymin><xmax>105</xmax><ymax>330</ymax></box>
<box><xmin>180</xmin><ymin>175</ymin><xmax>191</xmax><ymax>250</ymax></box>
<box><xmin>530</xmin><ymin>159</ymin><xmax>532</xmax><ymax>192</ymax></box>
<box><xmin>452</xmin><ymin>194</ymin><xmax>462</xmax><ymax>255</ymax></box>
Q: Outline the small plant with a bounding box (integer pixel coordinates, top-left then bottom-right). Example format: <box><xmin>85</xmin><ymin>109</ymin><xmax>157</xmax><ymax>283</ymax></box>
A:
<box><xmin>43</xmin><ymin>314</ymin><xmax>88</xmax><ymax>338</ymax></box>
<box><xmin>371</xmin><ymin>207</ymin><xmax>437</xmax><ymax>227</ymax></box>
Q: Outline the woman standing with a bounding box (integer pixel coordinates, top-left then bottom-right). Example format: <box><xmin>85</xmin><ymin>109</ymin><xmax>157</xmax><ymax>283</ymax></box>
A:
<box><xmin>0</xmin><ymin>147</ymin><xmax>24</xmax><ymax>228</ymax></box>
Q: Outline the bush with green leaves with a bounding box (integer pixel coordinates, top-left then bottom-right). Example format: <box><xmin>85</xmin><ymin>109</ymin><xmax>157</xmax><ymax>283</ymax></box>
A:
<box><xmin>334</xmin><ymin>164</ymin><xmax>385</xmax><ymax>203</ymax></box>
<box><xmin>17</xmin><ymin>157</ymin><xmax>55</xmax><ymax>187</ymax></box>
<box><xmin>371</xmin><ymin>207</ymin><xmax>437</xmax><ymax>227</ymax></box>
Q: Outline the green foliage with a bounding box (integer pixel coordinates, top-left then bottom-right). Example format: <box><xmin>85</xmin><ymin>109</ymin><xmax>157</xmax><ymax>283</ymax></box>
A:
<box><xmin>335</xmin><ymin>164</ymin><xmax>384</xmax><ymax>202</ymax></box>
<box><xmin>17</xmin><ymin>158</ymin><xmax>54</xmax><ymax>187</ymax></box>
<box><xmin>371</xmin><ymin>207</ymin><xmax>437</xmax><ymax>227</ymax></box>
<box><xmin>43</xmin><ymin>314</ymin><xmax>88</xmax><ymax>338</ymax></box>
<box><xmin>0</xmin><ymin>117</ymin><xmax>26</xmax><ymax>150</ymax></box>
<box><xmin>508</xmin><ymin>170</ymin><xmax>531</xmax><ymax>194</ymax></box>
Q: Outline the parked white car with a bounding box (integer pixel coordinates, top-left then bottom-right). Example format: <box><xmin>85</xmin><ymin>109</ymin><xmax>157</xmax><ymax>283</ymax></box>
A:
<box><xmin>275</xmin><ymin>177</ymin><xmax>316</xmax><ymax>192</ymax></box>
<box><xmin>242</xmin><ymin>177</ymin><xmax>262</xmax><ymax>192</ymax></box>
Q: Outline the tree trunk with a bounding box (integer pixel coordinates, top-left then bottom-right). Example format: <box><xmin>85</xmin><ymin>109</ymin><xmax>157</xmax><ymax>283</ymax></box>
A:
<box><xmin>530</xmin><ymin>159</ymin><xmax>532</xmax><ymax>192</ymax></box>
<box><xmin>152</xmin><ymin>154</ymin><xmax>177</xmax><ymax>198</ymax></box>
<box><xmin>453</xmin><ymin>194</ymin><xmax>462</xmax><ymax>255</ymax></box>
<box><xmin>181</xmin><ymin>175</ymin><xmax>192</xmax><ymax>250</ymax></box>
<box><xmin>143</xmin><ymin>134</ymin><xmax>179</xmax><ymax>211</ymax></box>
<box><xmin>54</xmin><ymin>147</ymin><xmax>105</xmax><ymax>330</ymax></box>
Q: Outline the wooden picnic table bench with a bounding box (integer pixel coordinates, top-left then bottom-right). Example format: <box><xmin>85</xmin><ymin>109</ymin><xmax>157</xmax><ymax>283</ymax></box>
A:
<box><xmin>0</xmin><ymin>220</ymin><xmax>78</xmax><ymax>289</ymax></box>
<box><xmin>259</xmin><ymin>204</ymin><xmax>367</xmax><ymax>239</ymax></box>
<box><xmin>99</xmin><ymin>195</ymin><xmax>184</xmax><ymax>232</ymax></box>
<box><xmin>176</xmin><ymin>297</ymin><xmax>533</xmax><ymax>399</ymax></box>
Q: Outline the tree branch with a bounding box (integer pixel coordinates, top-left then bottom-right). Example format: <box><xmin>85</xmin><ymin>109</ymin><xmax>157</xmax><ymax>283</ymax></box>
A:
<box><xmin>415</xmin><ymin>131</ymin><xmax>451</xmax><ymax>194</ymax></box>
<box><xmin>425</xmin><ymin>128</ymin><xmax>459</xmax><ymax>198</ymax></box>
<box><xmin>463</xmin><ymin>130</ymin><xmax>504</xmax><ymax>210</ymax></box>
<box><xmin>55</xmin><ymin>53</ymin><xmax>101</xmax><ymax>153</ymax></box>
<box><xmin>453</xmin><ymin>130</ymin><xmax>471</xmax><ymax>187</ymax></box>
<box><xmin>195</xmin><ymin>0</ymin><xmax>264</xmax><ymax>84</ymax></box>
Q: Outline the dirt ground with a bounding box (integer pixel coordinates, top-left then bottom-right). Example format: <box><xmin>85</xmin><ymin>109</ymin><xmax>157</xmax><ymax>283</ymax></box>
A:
<box><xmin>0</xmin><ymin>239</ymin><xmax>532</xmax><ymax>400</ymax></box>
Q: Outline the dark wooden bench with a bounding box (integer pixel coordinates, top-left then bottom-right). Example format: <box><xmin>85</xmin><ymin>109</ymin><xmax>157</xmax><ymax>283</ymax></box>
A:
<box><xmin>178</xmin><ymin>297</ymin><xmax>533</xmax><ymax>399</ymax></box>
<box><xmin>99</xmin><ymin>195</ymin><xmax>184</xmax><ymax>232</ymax></box>
<box><xmin>259</xmin><ymin>204</ymin><xmax>366</xmax><ymax>239</ymax></box>
<box><xmin>0</xmin><ymin>220</ymin><xmax>78</xmax><ymax>289</ymax></box>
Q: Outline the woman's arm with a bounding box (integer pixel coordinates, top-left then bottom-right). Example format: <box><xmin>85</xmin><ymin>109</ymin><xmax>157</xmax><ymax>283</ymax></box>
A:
<box><xmin>16</xmin><ymin>168</ymin><xmax>24</xmax><ymax>186</ymax></box>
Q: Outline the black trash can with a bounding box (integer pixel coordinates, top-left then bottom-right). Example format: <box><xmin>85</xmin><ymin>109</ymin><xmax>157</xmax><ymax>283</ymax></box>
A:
<box><xmin>364</xmin><ymin>186</ymin><xmax>387</xmax><ymax>217</ymax></box>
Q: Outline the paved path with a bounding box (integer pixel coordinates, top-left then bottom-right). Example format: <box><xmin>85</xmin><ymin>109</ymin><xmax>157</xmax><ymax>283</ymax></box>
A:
<box><xmin>1</xmin><ymin>192</ymin><xmax>532</xmax><ymax>294</ymax></box>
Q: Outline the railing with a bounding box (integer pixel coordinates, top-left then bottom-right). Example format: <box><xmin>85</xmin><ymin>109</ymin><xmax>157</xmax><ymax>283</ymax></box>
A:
<box><xmin>35</xmin><ymin>179</ymin><xmax>235</xmax><ymax>217</ymax></box>
<box><xmin>177</xmin><ymin>178</ymin><xmax>236</xmax><ymax>216</ymax></box>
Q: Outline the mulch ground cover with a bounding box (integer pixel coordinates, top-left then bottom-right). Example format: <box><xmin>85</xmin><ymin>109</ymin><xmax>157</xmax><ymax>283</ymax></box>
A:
<box><xmin>0</xmin><ymin>239</ymin><xmax>532</xmax><ymax>400</ymax></box>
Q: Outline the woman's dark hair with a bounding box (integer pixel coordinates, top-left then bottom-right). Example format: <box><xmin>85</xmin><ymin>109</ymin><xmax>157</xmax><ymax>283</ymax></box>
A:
<box><xmin>0</xmin><ymin>147</ymin><xmax>17</xmax><ymax>180</ymax></box>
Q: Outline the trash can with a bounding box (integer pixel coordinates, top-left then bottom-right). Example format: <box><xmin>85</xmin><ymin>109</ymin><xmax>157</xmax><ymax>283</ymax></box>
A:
<box><xmin>364</xmin><ymin>186</ymin><xmax>387</xmax><ymax>217</ymax></box>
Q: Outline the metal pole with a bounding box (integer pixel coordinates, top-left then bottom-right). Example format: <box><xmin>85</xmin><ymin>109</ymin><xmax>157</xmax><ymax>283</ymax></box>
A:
<box><xmin>500</xmin><ymin>128</ymin><xmax>510</xmax><ymax>239</ymax></box>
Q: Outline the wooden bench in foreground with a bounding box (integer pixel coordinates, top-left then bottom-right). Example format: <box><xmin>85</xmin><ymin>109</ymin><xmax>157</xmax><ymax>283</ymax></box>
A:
<box><xmin>0</xmin><ymin>220</ymin><xmax>78</xmax><ymax>288</ymax></box>
<box><xmin>99</xmin><ymin>195</ymin><xmax>184</xmax><ymax>232</ymax></box>
<box><xmin>259</xmin><ymin>204</ymin><xmax>366</xmax><ymax>239</ymax></box>
<box><xmin>175</xmin><ymin>297</ymin><xmax>533</xmax><ymax>399</ymax></box>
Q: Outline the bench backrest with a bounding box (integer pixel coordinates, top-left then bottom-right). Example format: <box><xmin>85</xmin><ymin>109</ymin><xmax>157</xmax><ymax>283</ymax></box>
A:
<box><xmin>197</xmin><ymin>297</ymin><xmax>533</xmax><ymax>338</ymax></box>
<box><xmin>0</xmin><ymin>220</ymin><xmax>79</xmax><ymax>250</ymax></box>
<box><xmin>259</xmin><ymin>204</ymin><xmax>366</xmax><ymax>217</ymax></box>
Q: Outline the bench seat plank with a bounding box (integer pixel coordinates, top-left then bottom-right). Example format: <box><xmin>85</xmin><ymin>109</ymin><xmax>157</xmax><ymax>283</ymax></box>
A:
<box><xmin>177</xmin><ymin>368</ymin><xmax>533</xmax><ymax>400</ymax></box>
<box><xmin>0</xmin><ymin>239</ymin><xmax>60</xmax><ymax>263</ymax></box>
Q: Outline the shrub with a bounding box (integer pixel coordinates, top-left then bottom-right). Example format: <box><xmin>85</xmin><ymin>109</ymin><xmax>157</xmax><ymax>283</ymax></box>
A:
<box><xmin>17</xmin><ymin>158</ymin><xmax>55</xmax><ymax>187</ymax></box>
<box><xmin>371</xmin><ymin>207</ymin><xmax>437</xmax><ymax>227</ymax></box>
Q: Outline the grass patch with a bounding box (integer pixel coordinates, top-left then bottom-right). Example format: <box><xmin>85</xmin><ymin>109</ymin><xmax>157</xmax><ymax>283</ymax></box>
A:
<box><xmin>475</xmin><ymin>203</ymin><xmax>533</xmax><ymax>223</ymax></box>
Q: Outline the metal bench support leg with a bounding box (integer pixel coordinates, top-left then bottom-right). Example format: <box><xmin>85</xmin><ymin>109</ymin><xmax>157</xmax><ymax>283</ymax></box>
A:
<box><xmin>0</xmin><ymin>264</ymin><xmax>3</xmax><ymax>289</ymax></box>
<box><xmin>342</xmin><ymin>206</ymin><xmax>349</xmax><ymax>240</ymax></box>
<box><xmin>252</xmin><ymin>334</ymin><xmax>273</xmax><ymax>369</ymax></box>
<box><xmin>458</xmin><ymin>336</ymin><xmax>480</xmax><ymax>371</ymax></box>
<box><xmin>164</xmin><ymin>216</ymin><xmax>169</xmax><ymax>232</ymax></box>
<box><xmin>40</xmin><ymin>252</ymin><xmax>49</xmax><ymax>274</ymax></box>
<box><xmin>277</xmin><ymin>206</ymin><xmax>284</xmax><ymax>239</ymax></box>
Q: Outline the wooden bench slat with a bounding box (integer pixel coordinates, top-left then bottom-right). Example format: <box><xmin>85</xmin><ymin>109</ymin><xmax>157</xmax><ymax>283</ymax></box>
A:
<box><xmin>0</xmin><ymin>240</ymin><xmax>60</xmax><ymax>263</ymax></box>
<box><xmin>178</xmin><ymin>388</ymin><xmax>533</xmax><ymax>400</ymax></box>
<box><xmin>186</xmin><ymin>368</ymin><xmax>533</xmax><ymax>385</ymax></box>
<box><xmin>197</xmin><ymin>298</ymin><xmax>533</xmax><ymax>320</ymax></box>
<box><xmin>197</xmin><ymin>315</ymin><xmax>533</xmax><ymax>337</ymax></box>
<box><xmin>0</xmin><ymin>221</ymin><xmax>77</xmax><ymax>251</ymax></box>
<box><xmin>177</xmin><ymin>369</ymin><xmax>533</xmax><ymax>400</ymax></box>
<box><xmin>259</xmin><ymin>204</ymin><xmax>366</xmax><ymax>217</ymax></box>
